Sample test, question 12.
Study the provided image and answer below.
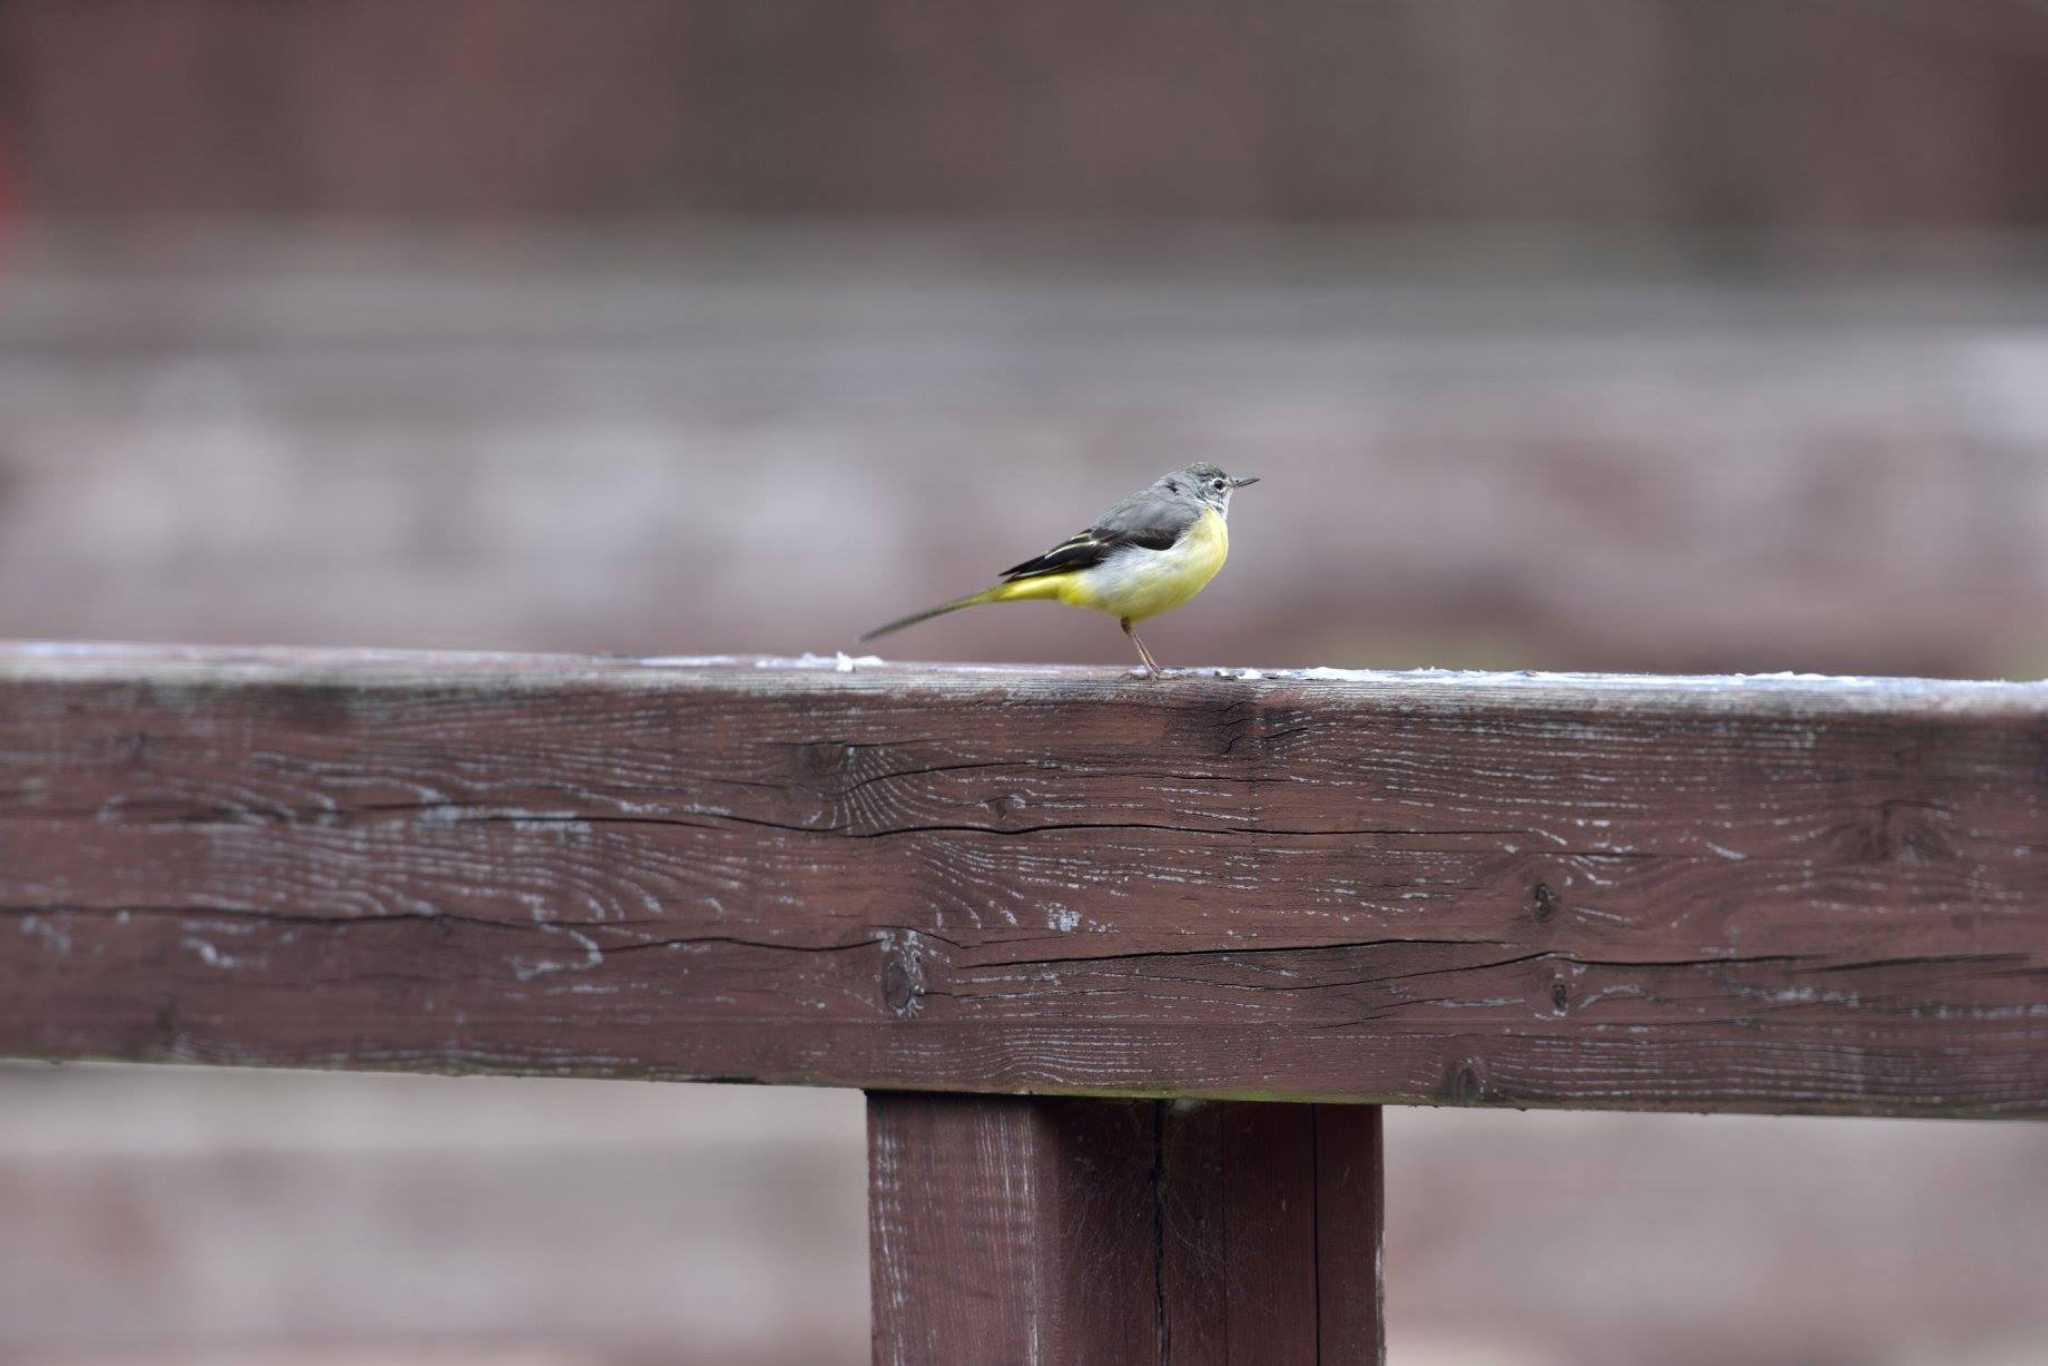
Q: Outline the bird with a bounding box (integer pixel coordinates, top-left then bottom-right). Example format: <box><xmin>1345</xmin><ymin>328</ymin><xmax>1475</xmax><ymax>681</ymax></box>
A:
<box><xmin>862</xmin><ymin>462</ymin><xmax>1259</xmax><ymax>676</ymax></box>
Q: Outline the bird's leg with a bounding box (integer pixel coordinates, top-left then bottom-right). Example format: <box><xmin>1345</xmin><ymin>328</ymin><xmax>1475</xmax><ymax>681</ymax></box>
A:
<box><xmin>1121</xmin><ymin>618</ymin><xmax>1161</xmax><ymax>678</ymax></box>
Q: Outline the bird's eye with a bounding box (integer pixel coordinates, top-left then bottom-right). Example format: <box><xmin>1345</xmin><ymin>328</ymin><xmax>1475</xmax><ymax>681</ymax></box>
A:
<box><xmin>1211</xmin><ymin>478</ymin><xmax>1226</xmax><ymax>490</ymax></box>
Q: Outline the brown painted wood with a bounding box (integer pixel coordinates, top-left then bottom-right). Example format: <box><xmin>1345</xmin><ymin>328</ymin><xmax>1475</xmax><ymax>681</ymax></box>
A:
<box><xmin>4</xmin><ymin>644</ymin><xmax>2048</xmax><ymax>1116</ymax></box>
<box><xmin>868</xmin><ymin>1094</ymin><xmax>1384</xmax><ymax>1364</ymax></box>
<box><xmin>868</xmin><ymin>1093</ymin><xmax>1160</xmax><ymax>1365</ymax></box>
<box><xmin>1314</xmin><ymin>1106</ymin><xmax>1384</xmax><ymax>1361</ymax></box>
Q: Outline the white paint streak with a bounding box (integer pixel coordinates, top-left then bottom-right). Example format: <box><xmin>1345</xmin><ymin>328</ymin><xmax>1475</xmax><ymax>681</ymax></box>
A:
<box><xmin>18</xmin><ymin>915</ymin><xmax>71</xmax><ymax>956</ymax></box>
<box><xmin>512</xmin><ymin>927</ymin><xmax>606</xmax><ymax>982</ymax></box>
<box><xmin>180</xmin><ymin>936</ymin><xmax>260</xmax><ymax>971</ymax></box>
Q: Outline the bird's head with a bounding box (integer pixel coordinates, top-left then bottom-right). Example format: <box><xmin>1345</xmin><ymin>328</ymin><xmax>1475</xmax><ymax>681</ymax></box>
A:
<box><xmin>1161</xmin><ymin>462</ymin><xmax>1260</xmax><ymax>517</ymax></box>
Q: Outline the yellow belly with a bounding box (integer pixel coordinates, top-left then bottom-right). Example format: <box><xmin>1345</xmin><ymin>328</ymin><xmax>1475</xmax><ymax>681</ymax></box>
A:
<box><xmin>1058</xmin><ymin>505</ymin><xmax>1229</xmax><ymax>622</ymax></box>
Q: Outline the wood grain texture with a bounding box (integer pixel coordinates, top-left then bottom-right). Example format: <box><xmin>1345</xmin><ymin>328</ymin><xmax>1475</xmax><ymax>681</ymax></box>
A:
<box><xmin>867</xmin><ymin>1094</ymin><xmax>1383</xmax><ymax>1364</ymax></box>
<box><xmin>868</xmin><ymin>1094</ymin><xmax>1160</xmax><ymax>1366</ymax></box>
<box><xmin>3</xmin><ymin>643</ymin><xmax>2047</xmax><ymax>1115</ymax></box>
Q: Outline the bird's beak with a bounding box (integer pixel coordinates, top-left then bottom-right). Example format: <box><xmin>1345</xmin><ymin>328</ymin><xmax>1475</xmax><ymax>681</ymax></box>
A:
<box><xmin>1231</xmin><ymin>475</ymin><xmax>1260</xmax><ymax>488</ymax></box>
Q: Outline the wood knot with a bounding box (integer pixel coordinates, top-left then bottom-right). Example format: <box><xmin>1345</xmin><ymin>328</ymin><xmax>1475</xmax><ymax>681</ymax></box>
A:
<box><xmin>1443</xmin><ymin>1056</ymin><xmax>1489</xmax><ymax>1104</ymax></box>
<box><xmin>1532</xmin><ymin>881</ymin><xmax>1560</xmax><ymax>922</ymax></box>
<box><xmin>1550</xmin><ymin>981</ymin><xmax>1569</xmax><ymax>1013</ymax></box>
<box><xmin>983</xmin><ymin>791</ymin><xmax>1025</xmax><ymax>818</ymax></box>
<box><xmin>1861</xmin><ymin>799</ymin><xmax>1954</xmax><ymax>865</ymax></box>
<box><xmin>878</xmin><ymin>931</ymin><xmax>926</xmax><ymax>1019</ymax></box>
<box><xmin>796</xmin><ymin>741</ymin><xmax>856</xmax><ymax>782</ymax></box>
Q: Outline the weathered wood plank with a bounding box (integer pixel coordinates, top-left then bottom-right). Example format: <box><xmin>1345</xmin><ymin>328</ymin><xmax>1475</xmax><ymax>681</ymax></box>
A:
<box><xmin>868</xmin><ymin>1094</ymin><xmax>1159</xmax><ymax>1365</ymax></box>
<box><xmin>867</xmin><ymin>1094</ymin><xmax>1383</xmax><ymax>1364</ymax></box>
<box><xmin>3</xmin><ymin>643</ymin><xmax>2047</xmax><ymax>1115</ymax></box>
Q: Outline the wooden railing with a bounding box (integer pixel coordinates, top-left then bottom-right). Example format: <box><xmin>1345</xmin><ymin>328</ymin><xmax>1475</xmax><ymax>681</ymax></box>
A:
<box><xmin>5</xmin><ymin>644</ymin><xmax>2046</xmax><ymax>1362</ymax></box>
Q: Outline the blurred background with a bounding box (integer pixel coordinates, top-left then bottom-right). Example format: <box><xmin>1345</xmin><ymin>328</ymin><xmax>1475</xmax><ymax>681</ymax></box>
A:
<box><xmin>3</xmin><ymin>1</ymin><xmax>2048</xmax><ymax>1362</ymax></box>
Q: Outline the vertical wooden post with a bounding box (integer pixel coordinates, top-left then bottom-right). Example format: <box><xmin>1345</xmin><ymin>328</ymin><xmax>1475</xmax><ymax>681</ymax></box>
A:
<box><xmin>868</xmin><ymin>1094</ymin><xmax>1383</xmax><ymax>1365</ymax></box>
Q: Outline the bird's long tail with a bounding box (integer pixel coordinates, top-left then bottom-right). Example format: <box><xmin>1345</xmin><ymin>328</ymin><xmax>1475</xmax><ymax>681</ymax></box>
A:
<box><xmin>860</xmin><ymin>578</ymin><xmax>1064</xmax><ymax>642</ymax></box>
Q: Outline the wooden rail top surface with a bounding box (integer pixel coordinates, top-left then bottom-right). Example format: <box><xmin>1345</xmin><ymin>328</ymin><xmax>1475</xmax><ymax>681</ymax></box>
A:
<box><xmin>3</xmin><ymin>643</ymin><xmax>2046</xmax><ymax>1116</ymax></box>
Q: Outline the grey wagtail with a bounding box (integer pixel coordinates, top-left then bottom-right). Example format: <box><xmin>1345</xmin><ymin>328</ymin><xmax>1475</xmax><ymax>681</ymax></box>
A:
<box><xmin>862</xmin><ymin>462</ymin><xmax>1258</xmax><ymax>676</ymax></box>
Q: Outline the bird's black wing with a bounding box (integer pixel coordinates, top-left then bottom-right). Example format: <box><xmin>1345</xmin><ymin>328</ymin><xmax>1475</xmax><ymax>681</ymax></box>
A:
<box><xmin>999</xmin><ymin>490</ymin><xmax>1194</xmax><ymax>580</ymax></box>
<box><xmin>999</xmin><ymin>532</ymin><xmax>1115</xmax><ymax>581</ymax></box>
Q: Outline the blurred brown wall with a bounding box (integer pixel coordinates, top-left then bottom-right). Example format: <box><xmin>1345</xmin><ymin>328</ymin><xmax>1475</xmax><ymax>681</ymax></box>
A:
<box><xmin>4</xmin><ymin>0</ymin><xmax>2048</xmax><ymax>227</ymax></box>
